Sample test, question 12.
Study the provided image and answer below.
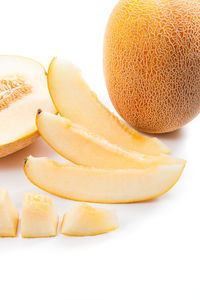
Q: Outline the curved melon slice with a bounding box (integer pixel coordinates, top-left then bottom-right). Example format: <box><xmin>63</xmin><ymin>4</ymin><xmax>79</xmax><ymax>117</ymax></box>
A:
<box><xmin>37</xmin><ymin>111</ymin><xmax>184</xmax><ymax>169</ymax></box>
<box><xmin>47</xmin><ymin>58</ymin><xmax>170</xmax><ymax>155</ymax></box>
<box><xmin>21</xmin><ymin>192</ymin><xmax>58</xmax><ymax>238</ymax></box>
<box><xmin>0</xmin><ymin>189</ymin><xmax>19</xmax><ymax>237</ymax></box>
<box><xmin>61</xmin><ymin>204</ymin><xmax>119</xmax><ymax>236</ymax></box>
<box><xmin>0</xmin><ymin>56</ymin><xmax>56</xmax><ymax>158</ymax></box>
<box><xmin>24</xmin><ymin>156</ymin><xmax>185</xmax><ymax>204</ymax></box>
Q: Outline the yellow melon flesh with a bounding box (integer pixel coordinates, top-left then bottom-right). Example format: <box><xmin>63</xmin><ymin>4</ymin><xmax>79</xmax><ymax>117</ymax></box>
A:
<box><xmin>61</xmin><ymin>204</ymin><xmax>119</xmax><ymax>236</ymax></box>
<box><xmin>36</xmin><ymin>111</ymin><xmax>184</xmax><ymax>169</ymax></box>
<box><xmin>0</xmin><ymin>56</ymin><xmax>56</xmax><ymax>158</ymax></box>
<box><xmin>47</xmin><ymin>57</ymin><xmax>170</xmax><ymax>155</ymax></box>
<box><xmin>21</xmin><ymin>192</ymin><xmax>58</xmax><ymax>238</ymax></box>
<box><xmin>24</xmin><ymin>156</ymin><xmax>185</xmax><ymax>204</ymax></box>
<box><xmin>0</xmin><ymin>189</ymin><xmax>19</xmax><ymax>237</ymax></box>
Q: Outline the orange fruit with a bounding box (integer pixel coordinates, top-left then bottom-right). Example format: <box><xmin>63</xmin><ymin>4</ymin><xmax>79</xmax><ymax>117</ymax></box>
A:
<box><xmin>103</xmin><ymin>0</ymin><xmax>200</xmax><ymax>133</ymax></box>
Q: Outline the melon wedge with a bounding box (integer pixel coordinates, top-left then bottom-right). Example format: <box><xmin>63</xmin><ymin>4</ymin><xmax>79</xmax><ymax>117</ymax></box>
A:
<box><xmin>24</xmin><ymin>156</ymin><xmax>185</xmax><ymax>204</ymax></box>
<box><xmin>61</xmin><ymin>204</ymin><xmax>119</xmax><ymax>236</ymax></box>
<box><xmin>0</xmin><ymin>189</ymin><xmax>19</xmax><ymax>237</ymax></box>
<box><xmin>21</xmin><ymin>192</ymin><xmax>58</xmax><ymax>238</ymax></box>
<box><xmin>36</xmin><ymin>110</ymin><xmax>184</xmax><ymax>169</ymax></box>
<box><xmin>0</xmin><ymin>55</ymin><xmax>56</xmax><ymax>158</ymax></box>
<box><xmin>47</xmin><ymin>57</ymin><xmax>170</xmax><ymax>155</ymax></box>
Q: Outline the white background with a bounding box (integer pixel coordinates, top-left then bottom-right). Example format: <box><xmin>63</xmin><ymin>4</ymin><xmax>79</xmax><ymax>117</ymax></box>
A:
<box><xmin>0</xmin><ymin>0</ymin><xmax>199</xmax><ymax>299</ymax></box>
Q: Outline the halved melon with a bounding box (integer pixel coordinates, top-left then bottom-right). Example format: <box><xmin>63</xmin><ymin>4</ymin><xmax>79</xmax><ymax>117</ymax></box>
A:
<box><xmin>61</xmin><ymin>204</ymin><xmax>119</xmax><ymax>236</ymax></box>
<box><xmin>47</xmin><ymin>57</ymin><xmax>170</xmax><ymax>155</ymax></box>
<box><xmin>37</xmin><ymin>110</ymin><xmax>184</xmax><ymax>169</ymax></box>
<box><xmin>24</xmin><ymin>156</ymin><xmax>185</xmax><ymax>204</ymax></box>
<box><xmin>0</xmin><ymin>56</ymin><xmax>56</xmax><ymax>158</ymax></box>
<box><xmin>0</xmin><ymin>189</ymin><xmax>19</xmax><ymax>237</ymax></box>
<box><xmin>21</xmin><ymin>192</ymin><xmax>58</xmax><ymax>238</ymax></box>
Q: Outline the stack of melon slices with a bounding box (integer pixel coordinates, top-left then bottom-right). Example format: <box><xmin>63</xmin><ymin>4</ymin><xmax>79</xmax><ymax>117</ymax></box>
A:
<box><xmin>24</xmin><ymin>57</ymin><xmax>186</xmax><ymax>204</ymax></box>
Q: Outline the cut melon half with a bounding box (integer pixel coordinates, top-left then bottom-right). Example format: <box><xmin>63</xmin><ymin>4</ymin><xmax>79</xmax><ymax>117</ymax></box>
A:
<box><xmin>24</xmin><ymin>156</ymin><xmax>185</xmax><ymax>204</ymax></box>
<box><xmin>37</xmin><ymin>111</ymin><xmax>184</xmax><ymax>169</ymax></box>
<box><xmin>0</xmin><ymin>55</ymin><xmax>56</xmax><ymax>158</ymax></box>
<box><xmin>21</xmin><ymin>192</ymin><xmax>58</xmax><ymax>238</ymax></box>
<box><xmin>61</xmin><ymin>204</ymin><xmax>119</xmax><ymax>236</ymax></box>
<box><xmin>47</xmin><ymin>57</ymin><xmax>170</xmax><ymax>155</ymax></box>
<box><xmin>0</xmin><ymin>189</ymin><xmax>19</xmax><ymax>237</ymax></box>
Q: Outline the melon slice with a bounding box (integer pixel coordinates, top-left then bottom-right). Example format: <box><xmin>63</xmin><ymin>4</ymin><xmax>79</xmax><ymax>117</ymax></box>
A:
<box><xmin>0</xmin><ymin>55</ymin><xmax>56</xmax><ymax>158</ymax></box>
<box><xmin>61</xmin><ymin>204</ymin><xmax>119</xmax><ymax>236</ymax></box>
<box><xmin>24</xmin><ymin>156</ymin><xmax>185</xmax><ymax>204</ymax></box>
<box><xmin>47</xmin><ymin>57</ymin><xmax>170</xmax><ymax>155</ymax></box>
<box><xmin>37</xmin><ymin>110</ymin><xmax>184</xmax><ymax>169</ymax></box>
<box><xmin>0</xmin><ymin>189</ymin><xmax>19</xmax><ymax>237</ymax></box>
<box><xmin>21</xmin><ymin>192</ymin><xmax>58</xmax><ymax>238</ymax></box>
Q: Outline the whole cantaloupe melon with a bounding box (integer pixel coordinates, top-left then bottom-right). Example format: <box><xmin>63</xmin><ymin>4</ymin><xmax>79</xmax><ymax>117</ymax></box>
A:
<box><xmin>103</xmin><ymin>0</ymin><xmax>200</xmax><ymax>133</ymax></box>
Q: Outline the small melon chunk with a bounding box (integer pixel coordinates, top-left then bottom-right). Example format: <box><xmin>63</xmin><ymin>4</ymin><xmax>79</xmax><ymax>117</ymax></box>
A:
<box><xmin>47</xmin><ymin>57</ymin><xmax>170</xmax><ymax>155</ymax></box>
<box><xmin>36</xmin><ymin>110</ymin><xmax>184</xmax><ymax>169</ymax></box>
<box><xmin>21</xmin><ymin>193</ymin><xmax>58</xmax><ymax>238</ymax></box>
<box><xmin>61</xmin><ymin>204</ymin><xmax>119</xmax><ymax>236</ymax></box>
<box><xmin>24</xmin><ymin>156</ymin><xmax>185</xmax><ymax>204</ymax></box>
<box><xmin>0</xmin><ymin>55</ymin><xmax>56</xmax><ymax>158</ymax></box>
<box><xmin>0</xmin><ymin>189</ymin><xmax>19</xmax><ymax>237</ymax></box>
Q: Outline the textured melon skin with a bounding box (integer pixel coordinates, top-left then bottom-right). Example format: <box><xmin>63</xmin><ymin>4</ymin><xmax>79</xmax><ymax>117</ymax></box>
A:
<box><xmin>104</xmin><ymin>0</ymin><xmax>200</xmax><ymax>133</ymax></box>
